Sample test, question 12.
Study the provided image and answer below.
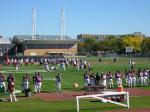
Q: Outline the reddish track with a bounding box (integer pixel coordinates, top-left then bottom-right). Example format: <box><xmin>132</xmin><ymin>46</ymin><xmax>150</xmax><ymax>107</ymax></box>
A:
<box><xmin>124</xmin><ymin>88</ymin><xmax>150</xmax><ymax>96</ymax></box>
<box><xmin>34</xmin><ymin>91</ymin><xmax>85</xmax><ymax>101</ymax></box>
<box><xmin>34</xmin><ymin>88</ymin><xmax>150</xmax><ymax>101</ymax></box>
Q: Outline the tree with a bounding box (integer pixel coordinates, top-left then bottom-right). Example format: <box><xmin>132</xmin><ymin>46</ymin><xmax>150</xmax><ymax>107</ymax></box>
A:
<box><xmin>105</xmin><ymin>35</ymin><xmax>116</xmax><ymax>41</ymax></box>
<box><xmin>141</xmin><ymin>38</ymin><xmax>150</xmax><ymax>53</ymax></box>
<box><xmin>121</xmin><ymin>35</ymin><xmax>143</xmax><ymax>53</ymax></box>
<box><xmin>84</xmin><ymin>38</ymin><xmax>96</xmax><ymax>52</ymax></box>
<box><xmin>77</xmin><ymin>41</ymin><xmax>85</xmax><ymax>53</ymax></box>
<box><xmin>96</xmin><ymin>36</ymin><xmax>122</xmax><ymax>53</ymax></box>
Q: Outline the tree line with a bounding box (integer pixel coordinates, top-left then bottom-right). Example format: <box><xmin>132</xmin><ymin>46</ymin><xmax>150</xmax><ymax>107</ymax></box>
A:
<box><xmin>77</xmin><ymin>35</ymin><xmax>150</xmax><ymax>54</ymax></box>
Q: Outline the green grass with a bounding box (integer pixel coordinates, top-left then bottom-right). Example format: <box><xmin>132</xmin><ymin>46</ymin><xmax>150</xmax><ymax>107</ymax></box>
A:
<box><xmin>1</xmin><ymin>57</ymin><xmax>150</xmax><ymax>91</ymax></box>
<box><xmin>0</xmin><ymin>96</ymin><xmax>150</xmax><ymax>112</ymax></box>
<box><xmin>0</xmin><ymin>56</ymin><xmax>150</xmax><ymax>111</ymax></box>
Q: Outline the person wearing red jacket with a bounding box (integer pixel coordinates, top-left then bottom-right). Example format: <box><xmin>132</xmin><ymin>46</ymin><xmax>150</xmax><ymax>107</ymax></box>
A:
<box><xmin>7</xmin><ymin>73</ymin><xmax>17</xmax><ymax>102</ymax></box>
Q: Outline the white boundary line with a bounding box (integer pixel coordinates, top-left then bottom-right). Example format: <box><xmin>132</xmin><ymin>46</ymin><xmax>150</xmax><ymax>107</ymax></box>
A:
<box><xmin>0</xmin><ymin>69</ymin><xmax>47</xmax><ymax>73</ymax></box>
<box><xmin>76</xmin><ymin>91</ymin><xmax>129</xmax><ymax>112</ymax></box>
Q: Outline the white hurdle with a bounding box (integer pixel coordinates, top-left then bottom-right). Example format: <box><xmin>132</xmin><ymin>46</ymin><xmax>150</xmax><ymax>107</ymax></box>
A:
<box><xmin>76</xmin><ymin>91</ymin><xmax>129</xmax><ymax>112</ymax></box>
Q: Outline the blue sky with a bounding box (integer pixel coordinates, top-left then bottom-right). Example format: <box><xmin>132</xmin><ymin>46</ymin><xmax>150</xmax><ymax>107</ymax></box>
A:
<box><xmin>0</xmin><ymin>0</ymin><xmax>150</xmax><ymax>38</ymax></box>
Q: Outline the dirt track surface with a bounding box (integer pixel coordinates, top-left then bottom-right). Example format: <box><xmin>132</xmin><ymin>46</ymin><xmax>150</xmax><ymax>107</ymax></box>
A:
<box><xmin>124</xmin><ymin>88</ymin><xmax>150</xmax><ymax>96</ymax></box>
<box><xmin>34</xmin><ymin>88</ymin><xmax>150</xmax><ymax>101</ymax></box>
<box><xmin>34</xmin><ymin>91</ymin><xmax>85</xmax><ymax>101</ymax></box>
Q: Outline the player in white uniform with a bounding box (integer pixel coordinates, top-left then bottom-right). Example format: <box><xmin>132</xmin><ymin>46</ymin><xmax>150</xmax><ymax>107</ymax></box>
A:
<box><xmin>115</xmin><ymin>71</ymin><xmax>122</xmax><ymax>86</ymax></box>
<box><xmin>132</xmin><ymin>71</ymin><xmax>137</xmax><ymax>87</ymax></box>
<box><xmin>84</xmin><ymin>72</ymin><xmax>90</xmax><ymax>86</ymax></box>
<box><xmin>90</xmin><ymin>73</ymin><xmax>95</xmax><ymax>86</ymax></box>
<box><xmin>127</xmin><ymin>71</ymin><xmax>133</xmax><ymax>88</ymax></box>
<box><xmin>143</xmin><ymin>70</ymin><xmax>149</xmax><ymax>86</ymax></box>
<box><xmin>15</xmin><ymin>63</ymin><xmax>19</xmax><ymax>71</ymax></box>
<box><xmin>0</xmin><ymin>73</ymin><xmax>6</xmax><ymax>92</ymax></box>
<box><xmin>44</xmin><ymin>63</ymin><xmax>50</xmax><ymax>72</ymax></box>
<box><xmin>106</xmin><ymin>72</ymin><xmax>114</xmax><ymax>88</ymax></box>
<box><xmin>139</xmin><ymin>71</ymin><xmax>144</xmax><ymax>87</ymax></box>
<box><xmin>34</xmin><ymin>73</ymin><xmax>42</xmax><ymax>93</ymax></box>
<box><xmin>22</xmin><ymin>74</ymin><xmax>30</xmax><ymax>91</ymax></box>
<box><xmin>101</xmin><ymin>72</ymin><xmax>107</xmax><ymax>88</ymax></box>
<box><xmin>76</xmin><ymin>62</ymin><xmax>80</xmax><ymax>71</ymax></box>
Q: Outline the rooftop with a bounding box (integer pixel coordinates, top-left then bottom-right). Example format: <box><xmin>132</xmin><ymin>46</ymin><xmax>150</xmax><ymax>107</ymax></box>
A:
<box><xmin>14</xmin><ymin>35</ymin><xmax>72</xmax><ymax>40</ymax></box>
<box><xmin>0</xmin><ymin>38</ymin><xmax>11</xmax><ymax>44</ymax></box>
<box><xmin>12</xmin><ymin>35</ymin><xmax>76</xmax><ymax>44</ymax></box>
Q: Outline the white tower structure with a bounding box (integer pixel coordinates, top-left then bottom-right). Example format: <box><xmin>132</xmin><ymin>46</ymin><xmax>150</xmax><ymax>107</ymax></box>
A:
<box><xmin>32</xmin><ymin>7</ymin><xmax>36</xmax><ymax>40</ymax></box>
<box><xmin>61</xmin><ymin>7</ymin><xmax>65</xmax><ymax>40</ymax></box>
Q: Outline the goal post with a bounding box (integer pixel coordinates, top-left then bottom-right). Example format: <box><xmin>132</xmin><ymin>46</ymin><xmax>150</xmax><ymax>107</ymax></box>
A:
<box><xmin>76</xmin><ymin>91</ymin><xmax>129</xmax><ymax>112</ymax></box>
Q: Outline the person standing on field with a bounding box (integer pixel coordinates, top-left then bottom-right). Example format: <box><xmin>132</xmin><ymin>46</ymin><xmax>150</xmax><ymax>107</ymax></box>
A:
<box><xmin>34</xmin><ymin>72</ymin><xmax>42</xmax><ymax>93</ymax></box>
<box><xmin>22</xmin><ymin>74</ymin><xmax>31</xmax><ymax>92</ymax></box>
<box><xmin>56</xmin><ymin>73</ymin><xmax>61</xmax><ymax>92</ymax></box>
<box><xmin>7</xmin><ymin>73</ymin><xmax>17</xmax><ymax>102</ymax></box>
<box><xmin>106</xmin><ymin>71</ymin><xmax>114</xmax><ymax>88</ymax></box>
<box><xmin>95</xmin><ymin>72</ymin><xmax>100</xmax><ymax>86</ymax></box>
<box><xmin>0</xmin><ymin>73</ymin><xmax>6</xmax><ymax>92</ymax></box>
<box><xmin>115</xmin><ymin>70</ymin><xmax>122</xmax><ymax>86</ymax></box>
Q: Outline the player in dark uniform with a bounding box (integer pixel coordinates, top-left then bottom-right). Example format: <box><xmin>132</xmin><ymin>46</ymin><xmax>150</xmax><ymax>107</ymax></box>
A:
<box><xmin>56</xmin><ymin>73</ymin><xmax>61</xmax><ymax>92</ymax></box>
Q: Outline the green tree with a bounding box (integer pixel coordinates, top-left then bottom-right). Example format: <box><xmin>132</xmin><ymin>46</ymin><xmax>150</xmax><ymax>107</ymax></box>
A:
<box><xmin>77</xmin><ymin>41</ymin><xmax>85</xmax><ymax>53</ymax></box>
<box><xmin>141</xmin><ymin>38</ymin><xmax>150</xmax><ymax>53</ymax></box>
<box><xmin>84</xmin><ymin>38</ymin><xmax>96</xmax><ymax>52</ymax></box>
<box><xmin>121</xmin><ymin>35</ymin><xmax>143</xmax><ymax>53</ymax></box>
<box><xmin>97</xmin><ymin>36</ymin><xmax>122</xmax><ymax>53</ymax></box>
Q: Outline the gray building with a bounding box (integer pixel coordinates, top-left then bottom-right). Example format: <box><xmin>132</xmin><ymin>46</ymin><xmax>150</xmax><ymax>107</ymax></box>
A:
<box><xmin>0</xmin><ymin>37</ymin><xmax>11</xmax><ymax>56</ymax></box>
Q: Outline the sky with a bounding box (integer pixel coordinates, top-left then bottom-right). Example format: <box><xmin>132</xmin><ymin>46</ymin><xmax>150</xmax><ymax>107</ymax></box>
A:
<box><xmin>0</xmin><ymin>0</ymin><xmax>150</xmax><ymax>38</ymax></box>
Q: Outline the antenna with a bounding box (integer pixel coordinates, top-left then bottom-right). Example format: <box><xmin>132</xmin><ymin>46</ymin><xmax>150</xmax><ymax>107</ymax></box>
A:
<box><xmin>32</xmin><ymin>7</ymin><xmax>36</xmax><ymax>40</ymax></box>
<box><xmin>61</xmin><ymin>6</ymin><xmax>65</xmax><ymax>40</ymax></box>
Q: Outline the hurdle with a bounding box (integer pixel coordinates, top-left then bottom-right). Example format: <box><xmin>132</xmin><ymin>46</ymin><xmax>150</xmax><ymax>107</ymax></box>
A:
<box><xmin>76</xmin><ymin>91</ymin><xmax>129</xmax><ymax>112</ymax></box>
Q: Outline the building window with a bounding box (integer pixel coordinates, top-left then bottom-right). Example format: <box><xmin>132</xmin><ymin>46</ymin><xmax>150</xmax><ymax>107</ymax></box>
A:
<box><xmin>26</xmin><ymin>43</ymin><xmax>74</xmax><ymax>49</ymax></box>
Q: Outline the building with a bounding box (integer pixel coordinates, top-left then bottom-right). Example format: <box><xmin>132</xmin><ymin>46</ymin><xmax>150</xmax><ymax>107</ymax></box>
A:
<box><xmin>0</xmin><ymin>37</ymin><xmax>11</xmax><ymax>56</ymax></box>
<box><xmin>11</xmin><ymin>35</ymin><xmax>77</xmax><ymax>56</ymax></box>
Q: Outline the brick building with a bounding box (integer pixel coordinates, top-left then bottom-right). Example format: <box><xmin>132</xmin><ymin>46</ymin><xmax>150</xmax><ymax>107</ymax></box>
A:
<box><xmin>11</xmin><ymin>35</ymin><xmax>77</xmax><ymax>56</ymax></box>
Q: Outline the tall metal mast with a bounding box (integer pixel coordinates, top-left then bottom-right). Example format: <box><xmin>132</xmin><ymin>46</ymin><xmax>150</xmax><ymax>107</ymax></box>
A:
<box><xmin>61</xmin><ymin>6</ymin><xmax>65</xmax><ymax>40</ymax></box>
<box><xmin>32</xmin><ymin>7</ymin><xmax>36</xmax><ymax>40</ymax></box>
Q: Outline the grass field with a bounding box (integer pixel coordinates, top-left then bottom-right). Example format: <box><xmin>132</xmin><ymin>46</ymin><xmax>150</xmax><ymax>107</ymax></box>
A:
<box><xmin>0</xmin><ymin>96</ymin><xmax>150</xmax><ymax>112</ymax></box>
<box><xmin>0</xmin><ymin>56</ymin><xmax>150</xmax><ymax>112</ymax></box>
